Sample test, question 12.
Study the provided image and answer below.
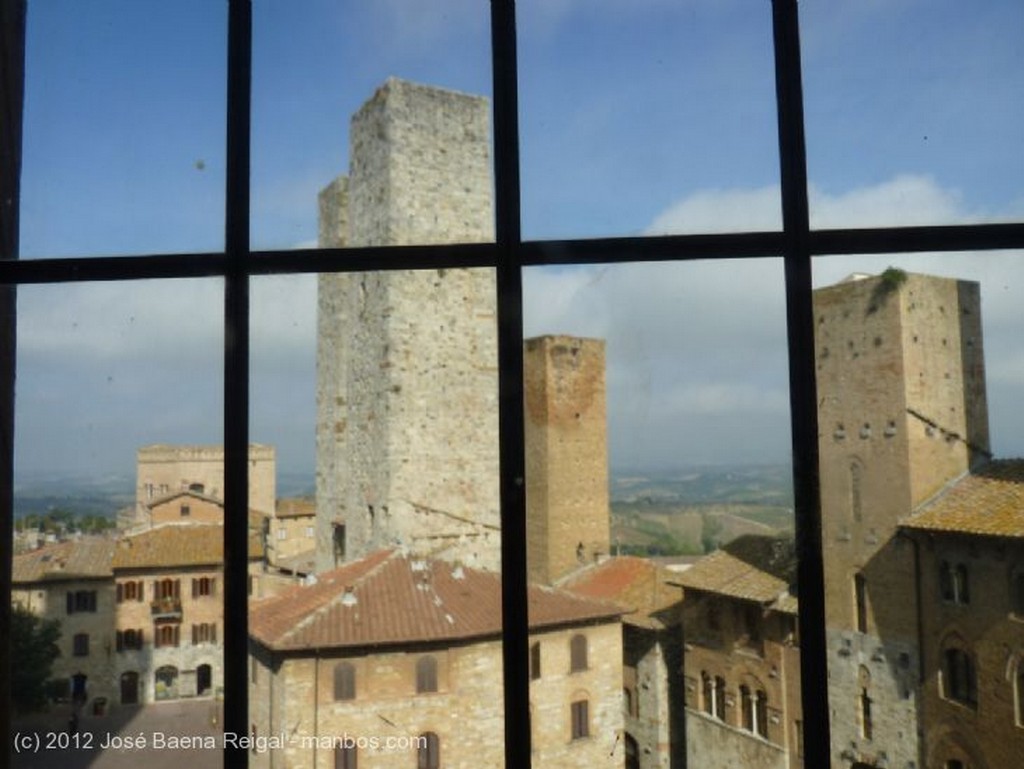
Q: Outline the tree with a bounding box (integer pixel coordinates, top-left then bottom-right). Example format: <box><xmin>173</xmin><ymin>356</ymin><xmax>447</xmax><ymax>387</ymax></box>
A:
<box><xmin>10</xmin><ymin>605</ymin><xmax>61</xmax><ymax>714</ymax></box>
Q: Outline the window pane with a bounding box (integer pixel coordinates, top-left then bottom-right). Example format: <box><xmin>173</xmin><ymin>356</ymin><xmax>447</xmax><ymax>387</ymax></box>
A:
<box><xmin>525</xmin><ymin>259</ymin><xmax>797</xmax><ymax>767</ymax></box>
<box><xmin>812</xmin><ymin>252</ymin><xmax>1024</xmax><ymax>768</ymax></box>
<box><xmin>250</xmin><ymin>269</ymin><xmax>512</xmax><ymax>765</ymax></box>
<box><xmin>801</xmin><ymin>2</ymin><xmax>1024</xmax><ymax>228</ymax></box>
<box><xmin>19</xmin><ymin>1</ymin><xmax>227</xmax><ymax>259</ymax></box>
<box><xmin>12</xmin><ymin>279</ymin><xmax>224</xmax><ymax>768</ymax></box>
<box><xmin>518</xmin><ymin>2</ymin><xmax>781</xmax><ymax>239</ymax></box>
<box><xmin>251</xmin><ymin>0</ymin><xmax>494</xmax><ymax>251</ymax></box>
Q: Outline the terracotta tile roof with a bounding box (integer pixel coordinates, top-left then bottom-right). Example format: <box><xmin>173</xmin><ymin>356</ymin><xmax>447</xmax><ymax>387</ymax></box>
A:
<box><xmin>673</xmin><ymin>535</ymin><xmax>797</xmax><ymax>614</ymax></box>
<box><xmin>12</xmin><ymin>539</ymin><xmax>114</xmax><ymax>583</ymax></box>
<box><xmin>249</xmin><ymin>550</ymin><xmax>623</xmax><ymax>651</ymax></box>
<box><xmin>902</xmin><ymin>459</ymin><xmax>1024</xmax><ymax>538</ymax></box>
<box><xmin>112</xmin><ymin>524</ymin><xmax>264</xmax><ymax>569</ymax></box>
<box><xmin>275</xmin><ymin>497</ymin><xmax>316</xmax><ymax>519</ymax></box>
<box><xmin>148</xmin><ymin>489</ymin><xmax>224</xmax><ymax>508</ymax></box>
<box><xmin>560</xmin><ymin>557</ymin><xmax>681</xmax><ymax>629</ymax></box>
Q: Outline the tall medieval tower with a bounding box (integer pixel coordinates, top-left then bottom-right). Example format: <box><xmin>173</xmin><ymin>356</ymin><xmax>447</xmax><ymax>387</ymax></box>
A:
<box><xmin>315</xmin><ymin>79</ymin><xmax>499</xmax><ymax>572</ymax></box>
<box><xmin>525</xmin><ymin>335</ymin><xmax>611</xmax><ymax>584</ymax></box>
<box><xmin>814</xmin><ymin>271</ymin><xmax>989</xmax><ymax>768</ymax></box>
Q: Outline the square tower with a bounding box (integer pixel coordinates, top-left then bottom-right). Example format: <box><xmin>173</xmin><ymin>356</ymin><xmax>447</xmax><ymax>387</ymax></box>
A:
<box><xmin>316</xmin><ymin>80</ymin><xmax>498</xmax><ymax>572</ymax></box>
<box><xmin>525</xmin><ymin>335</ymin><xmax>611</xmax><ymax>584</ymax></box>
<box><xmin>814</xmin><ymin>270</ymin><xmax>989</xmax><ymax>769</ymax></box>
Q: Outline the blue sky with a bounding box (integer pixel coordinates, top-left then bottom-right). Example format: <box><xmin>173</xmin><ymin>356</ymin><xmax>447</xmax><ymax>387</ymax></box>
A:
<box><xmin>14</xmin><ymin>0</ymin><xmax>1024</xmax><ymax>480</ymax></box>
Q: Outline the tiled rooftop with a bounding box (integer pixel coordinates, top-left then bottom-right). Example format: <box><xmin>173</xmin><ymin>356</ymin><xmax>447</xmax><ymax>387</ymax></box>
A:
<box><xmin>560</xmin><ymin>556</ymin><xmax>681</xmax><ymax>629</ymax></box>
<box><xmin>673</xmin><ymin>534</ymin><xmax>797</xmax><ymax>614</ymax></box>
<box><xmin>250</xmin><ymin>550</ymin><xmax>623</xmax><ymax>651</ymax></box>
<box><xmin>903</xmin><ymin>459</ymin><xmax>1024</xmax><ymax>539</ymax></box>
<box><xmin>112</xmin><ymin>524</ymin><xmax>264</xmax><ymax>569</ymax></box>
<box><xmin>12</xmin><ymin>539</ymin><xmax>115</xmax><ymax>583</ymax></box>
<box><xmin>275</xmin><ymin>497</ymin><xmax>316</xmax><ymax>519</ymax></box>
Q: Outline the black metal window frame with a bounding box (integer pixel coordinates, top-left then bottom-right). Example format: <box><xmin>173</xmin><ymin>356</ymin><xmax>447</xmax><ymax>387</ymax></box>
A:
<box><xmin>1</xmin><ymin>2</ymin><xmax>1023</xmax><ymax>768</ymax></box>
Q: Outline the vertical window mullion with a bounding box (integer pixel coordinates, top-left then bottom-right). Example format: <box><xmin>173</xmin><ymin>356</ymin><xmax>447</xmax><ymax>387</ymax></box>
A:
<box><xmin>491</xmin><ymin>1</ymin><xmax>530</xmax><ymax>767</ymax></box>
<box><xmin>224</xmin><ymin>2</ymin><xmax>252</xmax><ymax>768</ymax></box>
<box><xmin>771</xmin><ymin>2</ymin><xmax>831</xmax><ymax>768</ymax></box>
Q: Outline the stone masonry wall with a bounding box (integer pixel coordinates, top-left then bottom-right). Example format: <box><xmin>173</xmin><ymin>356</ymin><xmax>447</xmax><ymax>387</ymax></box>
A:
<box><xmin>135</xmin><ymin>444</ymin><xmax>276</xmax><ymax>519</ymax></box>
<box><xmin>253</xmin><ymin>621</ymin><xmax>622</xmax><ymax>769</ymax></box>
<box><xmin>525</xmin><ymin>335</ymin><xmax>610</xmax><ymax>584</ymax></box>
<box><xmin>316</xmin><ymin>79</ymin><xmax>498</xmax><ymax>572</ymax></box>
<box><xmin>813</xmin><ymin>272</ymin><xmax>989</xmax><ymax>769</ymax></box>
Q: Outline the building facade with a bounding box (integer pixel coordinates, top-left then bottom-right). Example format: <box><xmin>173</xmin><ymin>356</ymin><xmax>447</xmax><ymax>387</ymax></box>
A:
<box><xmin>901</xmin><ymin>461</ymin><xmax>1024</xmax><ymax>769</ymax></box>
<box><xmin>814</xmin><ymin>271</ymin><xmax>990</xmax><ymax>769</ymax></box>
<box><xmin>675</xmin><ymin>535</ymin><xmax>802</xmax><ymax>769</ymax></box>
<box><xmin>249</xmin><ymin>549</ymin><xmax>624</xmax><ymax>769</ymax></box>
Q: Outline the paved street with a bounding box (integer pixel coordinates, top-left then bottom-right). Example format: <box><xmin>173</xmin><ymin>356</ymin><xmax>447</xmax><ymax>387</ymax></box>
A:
<box><xmin>12</xmin><ymin>699</ymin><xmax>225</xmax><ymax>769</ymax></box>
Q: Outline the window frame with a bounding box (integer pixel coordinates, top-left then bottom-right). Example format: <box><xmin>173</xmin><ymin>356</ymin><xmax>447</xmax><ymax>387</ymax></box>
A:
<box><xmin>0</xmin><ymin>2</ymin><xmax>1022</xmax><ymax>768</ymax></box>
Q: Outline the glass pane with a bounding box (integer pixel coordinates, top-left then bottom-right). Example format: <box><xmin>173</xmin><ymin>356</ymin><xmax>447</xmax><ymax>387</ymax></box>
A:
<box><xmin>19</xmin><ymin>1</ymin><xmax>227</xmax><ymax>259</ymax></box>
<box><xmin>801</xmin><ymin>2</ymin><xmax>1024</xmax><ymax>228</ymax></box>
<box><xmin>525</xmin><ymin>259</ymin><xmax>797</xmax><ymax>767</ymax></box>
<box><xmin>250</xmin><ymin>268</ymin><xmax>509</xmax><ymax>765</ymax></box>
<box><xmin>518</xmin><ymin>2</ymin><xmax>781</xmax><ymax>240</ymax></box>
<box><xmin>812</xmin><ymin>252</ymin><xmax>1024</xmax><ymax>768</ymax></box>
<box><xmin>251</xmin><ymin>1</ymin><xmax>494</xmax><ymax>251</ymax></box>
<box><xmin>12</xmin><ymin>279</ymin><xmax>224</xmax><ymax>768</ymax></box>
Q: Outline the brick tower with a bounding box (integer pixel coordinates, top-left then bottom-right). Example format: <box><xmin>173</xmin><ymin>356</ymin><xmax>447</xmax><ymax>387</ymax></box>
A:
<box><xmin>814</xmin><ymin>270</ymin><xmax>989</xmax><ymax>768</ymax></box>
<box><xmin>524</xmin><ymin>335</ymin><xmax>611</xmax><ymax>584</ymax></box>
<box><xmin>315</xmin><ymin>79</ymin><xmax>499</xmax><ymax>572</ymax></box>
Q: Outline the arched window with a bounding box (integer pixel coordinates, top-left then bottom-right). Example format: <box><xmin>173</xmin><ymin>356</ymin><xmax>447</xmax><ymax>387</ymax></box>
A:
<box><xmin>570</xmin><ymin>634</ymin><xmax>588</xmax><ymax>672</ymax></box>
<box><xmin>570</xmin><ymin>699</ymin><xmax>589</xmax><ymax>739</ymax></box>
<box><xmin>942</xmin><ymin>645</ymin><xmax>977</xmax><ymax>707</ymax></box>
<box><xmin>940</xmin><ymin>561</ymin><xmax>970</xmax><ymax>604</ymax></box>
<box><xmin>333</xmin><ymin>661</ymin><xmax>355</xmax><ymax>701</ymax></box>
<box><xmin>1015</xmin><ymin>660</ymin><xmax>1024</xmax><ymax>727</ymax></box>
<box><xmin>850</xmin><ymin>460</ymin><xmax>863</xmax><ymax>522</ymax></box>
<box><xmin>417</xmin><ymin>732</ymin><xmax>439</xmax><ymax>769</ymax></box>
<box><xmin>701</xmin><ymin>672</ymin><xmax>714</xmax><ymax>715</ymax></box>
<box><xmin>714</xmin><ymin>676</ymin><xmax>726</xmax><ymax>721</ymax></box>
<box><xmin>755</xmin><ymin>690</ymin><xmax>768</xmax><ymax>738</ymax></box>
<box><xmin>740</xmin><ymin>685</ymin><xmax>753</xmax><ymax>730</ymax></box>
<box><xmin>416</xmin><ymin>655</ymin><xmax>437</xmax><ymax>694</ymax></box>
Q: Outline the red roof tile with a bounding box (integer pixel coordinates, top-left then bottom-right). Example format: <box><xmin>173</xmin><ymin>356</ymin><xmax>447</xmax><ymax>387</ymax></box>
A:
<box><xmin>12</xmin><ymin>539</ymin><xmax>114</xmax><ymax>583</ymax></box>
<box><xmin>561</xmin><ymin>556</ymin><xmax>681</xmax><ymax>629</ymax></box>
<box><xmin>112</xmin><ymin>524</ymin><xmax>264</xmax><ymax>569</ymax></box>
<box><xmin>249</xmin><ymin>550</ymin><xmax>622</xmax><ymax>651</ymax></box>
<box><xmin>673</xmin><ymin>535</ymin><xmax>797</xmax><ymax>614</ymax></box>
<box><xmin>902</xmin><ymin>460</ymin><xmax>1024</xmax><ymax>538</ymax></box>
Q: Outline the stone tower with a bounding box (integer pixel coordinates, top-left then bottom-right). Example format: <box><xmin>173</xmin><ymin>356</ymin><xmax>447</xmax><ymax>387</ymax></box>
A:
<box><xmin>525</xmin><ymin>335</ymin><xmax>611</xmax><ymax>584</ymax></box>
<box><xmin>814</xmin><ymin>270</ymin><xmax>989</xmax><ymax>768</ymax></box>
<box><xmin>316</xmin><ymin>79</ymin><xmax>499</xmax><ymax>573</ymax></box>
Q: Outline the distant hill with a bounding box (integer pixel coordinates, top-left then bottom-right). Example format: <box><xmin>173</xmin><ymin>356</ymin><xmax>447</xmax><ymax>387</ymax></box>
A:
<box><xmin>609</xmin><ymin>464</ymin><xmax>793</xmax><ymax>557</ymax></box>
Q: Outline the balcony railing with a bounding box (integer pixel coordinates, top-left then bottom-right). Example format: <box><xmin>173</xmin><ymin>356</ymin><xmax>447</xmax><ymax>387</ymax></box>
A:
<box><xmin>151</xmin><ymin>598</ymin><xmax>182</xmax><ymax>620</ymax></box>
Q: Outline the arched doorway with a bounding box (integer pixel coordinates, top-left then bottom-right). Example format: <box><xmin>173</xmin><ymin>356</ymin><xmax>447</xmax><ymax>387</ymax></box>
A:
<box><xmin>625</xmin><ymin>733</ymin><xmax>640</xmax><ymax>769</ymax></box>
<box><xmin>155</xmin><ymin>666</ymin><xmax>179</xmax><ymax>701</ymax></box>
<box><xmin>197</xmin><ymin>664</ymin><xmax>212</xmax><ymax>696</ymax></box>
<box><xmin>120</xmin><ymin>671</ymin><xmax>139</xmax><ymax>705</ymax></box>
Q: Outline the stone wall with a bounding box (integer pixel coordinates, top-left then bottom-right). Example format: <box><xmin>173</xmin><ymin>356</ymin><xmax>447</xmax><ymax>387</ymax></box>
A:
<box><xmin>315</xmin><ymin>80</ymin><xmax>499</xmax><ymax>573</ymax></box>
<box><xmin>135</xmin><ymin>444</ymin><xmax>276</xmax><ymax>519</ymax></box>
<box><xmin>814</xmin><ymin>272</ymin><xmax>989</xmax><ymax>769</ymax></box>
<box><xmin>525</xmin><ymin>335</ymin><xmax>610</xmax><ymax>583</ymax></box>
<box><xmin>915</xmin><ymin>534</ymin><xmax>1024</xmax><ymax>769</ymax></box>
<box><xmin>252</xmin><ymin>621</ymin><xmax>623</xmax><ymax>769</ymax></box>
